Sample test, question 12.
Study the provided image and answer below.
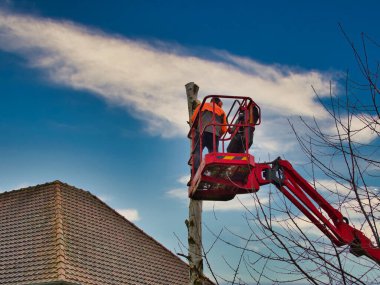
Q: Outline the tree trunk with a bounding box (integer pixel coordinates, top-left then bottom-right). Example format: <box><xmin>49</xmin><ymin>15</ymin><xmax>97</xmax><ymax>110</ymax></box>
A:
<box><xmin>185</xmin><ymin>82</ymin><xmax>204</xmax><ymax>285</ymax></box>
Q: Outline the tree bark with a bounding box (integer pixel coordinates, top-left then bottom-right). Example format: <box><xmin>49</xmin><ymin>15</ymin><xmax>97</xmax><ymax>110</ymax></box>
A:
<box><xmin>185</xmin><ymin>82</ymin><xmax>204</xmax><ymax>285</ymax></box>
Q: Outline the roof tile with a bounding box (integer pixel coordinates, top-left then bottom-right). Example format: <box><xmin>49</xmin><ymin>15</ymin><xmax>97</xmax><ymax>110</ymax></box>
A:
<box><xmin>0</xmin><ymin>181</ymin><xmax>214</xmax><ymax>285</ymax></box>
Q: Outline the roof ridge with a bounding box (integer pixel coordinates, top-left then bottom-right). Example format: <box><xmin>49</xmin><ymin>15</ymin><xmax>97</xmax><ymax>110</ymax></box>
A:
<box><xmin>54</xmin><ymin>183</ymin><xmax>67</xmax><ymax>280</ymax></box>
<box><xmin>54</xmin><ymin>182</ymin><xmax>191</xmax><ymax>268</ymax></box>
<box><xmin>0</xmin><ymin>180</ymin><xmax>65</xmax><ymax>195</ymax></box>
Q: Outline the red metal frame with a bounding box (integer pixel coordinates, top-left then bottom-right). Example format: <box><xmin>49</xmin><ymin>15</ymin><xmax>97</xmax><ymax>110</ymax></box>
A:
<box><xmin>189</xmin><ymin>152</ymin><xmax>259</xmax><ymax>201</ymax></box>
<box><xmin>188</xmin><ymin>95</ymin><xmax>261</xmax><ymax>180</ymax></box>
<box><xmin>187</xmin><ymin>94</ymin><xmax>380</xmax><ymax>264</ymax></box>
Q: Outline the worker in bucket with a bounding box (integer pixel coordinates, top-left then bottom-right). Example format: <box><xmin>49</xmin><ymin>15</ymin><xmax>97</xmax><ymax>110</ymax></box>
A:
<box><xmin>227</xmin><ymin>104</ymin><xmax>259</xmax><ymax>153</ymax></box>
<box><xmin>190</xmin><ymin>97</ymin><xmax>227</xmax><ymax>174</ymax></box>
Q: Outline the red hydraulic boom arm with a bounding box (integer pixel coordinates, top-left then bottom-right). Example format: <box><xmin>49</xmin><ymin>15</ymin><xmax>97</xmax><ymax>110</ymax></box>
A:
<box><xmin>255</xmin><ymin>157</ymin><xmax>380</xmax><ymax>264</ymax></box>
<box><xmin>188</xmin><ymin>94</ymin><xmax>380</xmax><ymax>265</ymax></box>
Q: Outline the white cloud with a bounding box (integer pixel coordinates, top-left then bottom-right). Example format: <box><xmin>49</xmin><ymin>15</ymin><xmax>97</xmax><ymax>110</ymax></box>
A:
<box><xmin>312</xmin><ymin>179</ymin><xmax>351</xmax><ymax>196</ymax></box>
<box><xmin>97</xmin><ymin>194</ymin><xmax>113</xmax><ymax>203</ymax></box>
<box><xmin>166</xmin><ymin>188</ymin><xmax>187</xmax><ymax>201</ymax></box>
<box><xmin>203</xmin><ymin>194</ymin><xmax>268</xmax><ymax>212</ymax></box>
<box><xmin>327</xmin><ymin>113</ymin><xmax>380</xmax><ymax>144</ymax></box>
<box><xmin>116</xmin><ymin>208</ymin><xmax>141</xmax><ymax>222</ymax></box>
<box><xmin>177</xmin><ymin>175</ymin><xmax>190</xmax><ymax>185</ymax></box>
<box><xmin>271</xmin><ymin>215</ymin><xmax>318</xmax><ymax>236</ymax></box>
<box><xmin>0</xmin><ymin>10</ymin><xmax>335</xmax><ymax>146</ymax></box>
<box><xmin>3</xmin><ymin>10</ymin><xmax>376</xmax><ymax>162</ymax></box>
<box><xmin>166</xmin><ymin>185</ymin><xmax>268</xmax><ymax>212</ymax></box>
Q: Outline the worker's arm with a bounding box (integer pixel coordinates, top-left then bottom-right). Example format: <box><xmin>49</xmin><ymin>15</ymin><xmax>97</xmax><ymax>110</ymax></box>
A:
<box><xmin>191</xmin><ymin>104</ymin><xmax>201</xmax><ymax>125</ymax></box>
<box><xmin>221</xmin><ymin>112</ymin><xmax>228</xmax><ymax>135</ymax></box>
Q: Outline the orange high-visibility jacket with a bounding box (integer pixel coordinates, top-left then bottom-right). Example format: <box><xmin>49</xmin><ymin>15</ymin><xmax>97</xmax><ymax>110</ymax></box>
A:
<box><xmin>191</xmin><ymin>102</ymin><xmax>227</xmax><ymax>136</ymax></box>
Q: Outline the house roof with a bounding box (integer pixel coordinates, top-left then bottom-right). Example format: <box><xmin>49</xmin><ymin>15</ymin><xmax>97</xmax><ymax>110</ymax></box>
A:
<box><xmin>0</xmin><ymin>181</ymin><xmax>213</xmax><ymax>285</ymax></box>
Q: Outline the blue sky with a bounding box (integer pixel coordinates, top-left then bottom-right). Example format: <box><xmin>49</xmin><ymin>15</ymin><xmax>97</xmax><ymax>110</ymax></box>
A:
<box><xmin>1</xmin><ymin>1</ymin><xmax>380</xmax><ymax>283</ymax></box>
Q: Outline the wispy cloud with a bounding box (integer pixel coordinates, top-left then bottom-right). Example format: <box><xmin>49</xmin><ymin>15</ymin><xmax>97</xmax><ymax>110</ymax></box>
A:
<box><xmin>327</xmin><ymin>114</ymin><xmax>380</xmax><ymax>144</ymax></box>
<box><xmin>97</xmin><ymin>194</ymin><xmax>113</xmax><ymax>203</ymax></box>
<box><xmin>116</xmin><ymin>208</ymin><xmax>141</xmax><ymax>222</ymax></box>
<box><xmin>166</xmin><ymin>188</ymin><xmax>187</xmax><ymax>201</ymax></box>
<box><xmin>166</xmin><ymin>184</ymin><xmax>268</xmax><ymax>212</ymax></box>
<box><xmin>177</xmin><ymin>175</ymin><xmax>190</xmax><ymax>185</ymax></box>
<box><xmin>204</xmin><ymin>195</ymin><xmax>268</xmax><ymax>212</ymax></box>
<box><xmin>0</xmin><ymin>9</ymin><xmax>335</xmax><ymax>146</ymax></box>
